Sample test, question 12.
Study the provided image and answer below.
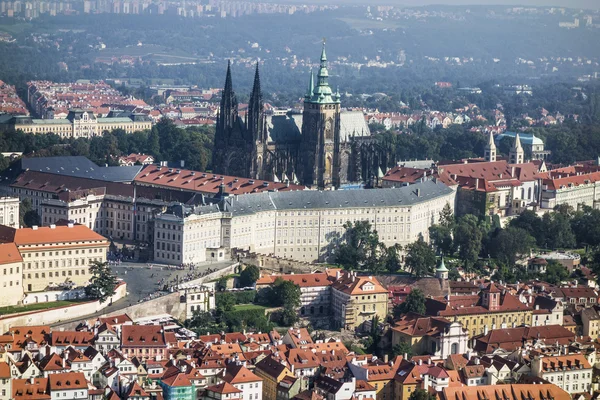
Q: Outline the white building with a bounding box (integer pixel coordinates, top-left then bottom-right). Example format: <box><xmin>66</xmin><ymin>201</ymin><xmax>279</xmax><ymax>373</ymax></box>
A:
<box><xmin>0</xmin><ymin>197</ymin><xmax>19</xmax><ymax>228</ymax></box>
<box><xmin>154</xmin><ymin>180</ymin><xmax>456</xmax><ymax>264</ymax></box>
<box><xmin>531</xmin><ymin>354</ymin><xmax>592</xmax><ymax>395</ymax></box>
<box><xmin>184</xmin><ymin>287</ymin><xmax>216</xmax><ymax>319</ymax></box>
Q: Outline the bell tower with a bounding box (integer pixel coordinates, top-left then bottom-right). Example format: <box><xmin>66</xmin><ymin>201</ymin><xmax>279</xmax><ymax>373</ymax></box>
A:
<box><xmin>299</xmin><ymin>41</ymin><xmax>342</xmax><ymax>189</ymax></box>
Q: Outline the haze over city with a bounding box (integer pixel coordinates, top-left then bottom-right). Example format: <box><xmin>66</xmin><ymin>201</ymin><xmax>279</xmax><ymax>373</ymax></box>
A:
<box><xmin>0</xmin><ymin>0</ymin><xmax>600</xmax><ymax>399</ymax></box>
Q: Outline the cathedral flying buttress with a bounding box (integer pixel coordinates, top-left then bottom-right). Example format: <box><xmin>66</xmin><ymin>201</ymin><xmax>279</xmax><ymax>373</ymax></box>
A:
<box><xmin>213</xmin><ymin>42</ymin><xmax>386</xmax><ymax>189</ymax></box>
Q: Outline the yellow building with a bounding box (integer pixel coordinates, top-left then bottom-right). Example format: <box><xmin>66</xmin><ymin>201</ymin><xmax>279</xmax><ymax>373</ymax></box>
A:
<box><xmin>581</xmin><ymin>308</ymin><xmax>600</xmax><ymax>338</ymax></box>
<box><xmin>0</xmin><ymin>243</ymin><xmax>24</xmax><ymax>307</ymax></box>
<box><xmin>348</xmin><ymin>355</ymin><xmax>402</xmax><ymax>400</ymax></box>
<box><xmin>0</xmin><ymin>223</ymin><xmax>108</xmax><ymax>293</ymax></box>
<box><xmin>1</xmin><ymin>109</ymin><xmax>152</xmax><ymax>138</ymax></box>
<box><xmin>425</xmin><ymin>282</ymin><xmax>533</xmax><ymax>338</ymax></box>
<box><xmin>254</xmin><ymin>355</ymin><xmax>295</xmax><ymax>400</ymax></box>
<box><xmin>331</xmin><ymin>271</ymin><xmax>389</xmax><ymax>331</ymax></box>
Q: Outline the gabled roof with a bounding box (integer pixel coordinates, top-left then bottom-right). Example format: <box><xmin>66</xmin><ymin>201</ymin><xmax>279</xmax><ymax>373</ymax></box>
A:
<box><xmin>331</xmin><ymin>272</ymin><xmax>387</xmax><ymax>296</ymax></box>
<box><xmin>223</xmin><ymin>363</ymin><xmax>262</xmax><ymax>384</ymax></box>
<box><xmin>48</xmin><ymin>372</ymin><xmax>87</xmax><ymax>390</ymax></box>
<box><xmin>206</xmin><ymin>381</ymin><xmax>242</xmax><ymax>394</ymax></box>
<box><xmin>12</xmin><ymin>378</ymin><xmax>50</xmax><ymax>399</ymax></box>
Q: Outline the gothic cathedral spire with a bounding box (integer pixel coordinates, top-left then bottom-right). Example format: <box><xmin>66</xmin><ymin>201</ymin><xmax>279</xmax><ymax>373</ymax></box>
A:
<box><xmin>219</xmin><ymin>60</ymin><xmax>238</xmax><ymax>134</ymax></box>
<box><xmin>248</xmin><ymin>63</ymin><xmax>264</xmax><ymax>143</ymax></box>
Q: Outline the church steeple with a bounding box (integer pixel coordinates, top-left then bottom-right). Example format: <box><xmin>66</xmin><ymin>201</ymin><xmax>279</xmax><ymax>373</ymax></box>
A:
<box><xmin>248</xmin><ymin>63</ymin><xmax>264</xmax><ymax>143</ymax></box>
<box><xmin>484</xmin><ymin>132</ymin><xmax>496</xmax><ymax>162</ymax></box>
<box><xmin>218</xmin><ymin>60</ymin><xmax>238</xmax><ymax>134</ymax></box>
<box><xmin>306</xmin><ymin>40</ymin><xmax>338</xmax><ymax>104</ymax></box>
<box><xmin>509</xmin><ymin>133</ymin><xmax>524</xmax><ymax>164</ymax></box>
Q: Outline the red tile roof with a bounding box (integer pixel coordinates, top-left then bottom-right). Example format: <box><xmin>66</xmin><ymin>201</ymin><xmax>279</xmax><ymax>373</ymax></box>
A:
<box><xmin>48</xmin><ymin>372</ymin><xmax>87</xmax><ymax>390</ymax></box>
<box><xmin>134</xmin><ymin>164</ymin><xmax>305</xmax><ymax>195</ymax></box>
<box><xmin>121</xmin><ymin>325</ymin><xmax>166</xmax><ymax>348</ymax></box>
<box><xmin>13</xmin><ymin>378</ymin><xmax>50</xmax><ymax>399</ymax></box>
<box><xmin>0</xmin><ymin>242</ymin><xmax>22</xmax><ymax>264</ymax></box>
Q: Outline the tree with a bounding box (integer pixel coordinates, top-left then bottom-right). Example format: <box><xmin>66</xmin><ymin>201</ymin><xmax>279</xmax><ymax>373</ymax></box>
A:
<box><xmin>185</xmin><ymin>310</ymin><xmax>225</xmax><ymax>335</ymax></box>
<box><xmin>19</xmin><ymin>198</ymin><xmax>41</xmax><ymax>228</ymax></box>
<box><xmin>239</xmin><ymin>265</ymin><xmax>260</xmax><ymax>287</ymax></box>
<box><xmin>453</xmin><ymin>215</ymin><xmax>484</xmax><ymax>270</ymax></box>
<box><xmin>545</xmin><ymin>260</ymin><xmax>569</xmax><ymax>285</ymax></box>
<box><xmin>541</xmin><ymin>212</ymin><xmax>576</xmax><ymax>249</ymax></box>
<box><xmin>215</xmin><ymin>292</ymin><xmax>236</xmax><ymax>313</ymax></box>
<box><xmin>490</xmin><ymin>227</ymin><xmax>536</xmax><ymax>265</ymax></box>
<box><xmin>335</xmin><ymin>221</ymin><xmax>383</xmax><ymax>272</ymax></box>
<box><xmin>439</xmin><ymin>202</ymin><xmax>455</xmax><ymax>229</ymax></box>
<box><xmin>85</xmin><ymin>261</ymin><xmax>118</xmax><ymax>303</ymax></box>
<box><xmin>393</xmin><ymin>288</ymin><xmax>427</xmax><ymax>317</ymax></box>
<box><xmin>409</xmin><ymin>389</ymin><xmax>436</xmax><ymax>400</ymax></box>
<box><xmin>280</xmin><ymin>306</ymin><xmax>299</xmax><ymax>326</ymax></box>
<box><xmin>391</xmin><ymin>341</ymin><xmax>413</xmax><ymax>358</ymax></box>
<box><xmin>404</xmin><ymin>238</ymin><xmax>436</xmax><ymax>278</ymax></box>
<box><xmin>384</xmin><ymin>244</ymin><xmax>403</xmax><ymax>273</ymax></box>
<box><xmin>429</xmin><ymin>224</ymin><xmax>453</xmax><ymax>255</ymax></box>
<box><xmin>216</xmin><ymin>276</ymin><xmax>228</xmax><ymax>291</ymax></box>
<box><xmin>272</xmin><ymin>278</ymin><xmax>301</xmax><ymax>309</ymax></box>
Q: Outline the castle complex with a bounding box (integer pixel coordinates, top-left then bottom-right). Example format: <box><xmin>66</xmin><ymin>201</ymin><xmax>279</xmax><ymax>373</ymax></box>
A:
<box><xmin>213</xmin><ymin>43</ymin><xmax>387</xmax><ymax>189</ymax></box>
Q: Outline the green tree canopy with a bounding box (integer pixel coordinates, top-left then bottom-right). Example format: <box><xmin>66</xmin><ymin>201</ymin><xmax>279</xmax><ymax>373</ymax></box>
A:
<box><xmin>453</xmin><ymin>214</ymin><xmax>485</xmax><ymax>269</ymax></box>
<box><xmin>85</xmin><ymin>261</ymin><xmax>118</xmax><ymax>303</ymax></box>
<box><xmin>404</xmin><ymin>238</ymin><xmax>436</xmax><ymax>278</ymax></box>
<box><xmin>239</xmin><ymin>265</ymin><xmax>260</xmax><ymax>288</ymax></box>
<box><xmin>393</xmin><ymin>288</ymin><xmax>427</xmax><ymax>318</ymax></box>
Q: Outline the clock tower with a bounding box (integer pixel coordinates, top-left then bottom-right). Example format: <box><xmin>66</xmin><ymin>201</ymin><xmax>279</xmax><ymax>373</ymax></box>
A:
<box><xmin>299</xmin><ymin>41</ymin><xmax>342</xmax><ymax>189</ymax></box>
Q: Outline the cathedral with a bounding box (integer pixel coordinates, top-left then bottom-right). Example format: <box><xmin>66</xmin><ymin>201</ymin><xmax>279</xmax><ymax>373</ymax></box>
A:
<box><xmin>213</xmin><ymin>43</ymin><xmax>389</xmax><ymax>189</ymax></box>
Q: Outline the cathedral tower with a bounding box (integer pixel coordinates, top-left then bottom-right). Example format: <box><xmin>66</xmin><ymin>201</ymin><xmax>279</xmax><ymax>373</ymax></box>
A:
<box><xmin>248</xmin><ymin>64</ymin><xmax>267</xmax><ymax>179</ymax></box>
<box><xmin>214</xmin><ymin>61</ymin><xmax>251</xmax><ymax>177</ymax></box>
<box><xmin>509</xmin><ymin>133</ymin><xmax>524</xmax><ymax>164</ymax></box>
<box><xmin>484</xmin><ymin>132</ymin><xmax>496</xmax><ymax>162</ymax></box>
<box><xmin>299</xmin><ymin>42</ymin><xmax>342</xmax><ymax>189</ymax></box>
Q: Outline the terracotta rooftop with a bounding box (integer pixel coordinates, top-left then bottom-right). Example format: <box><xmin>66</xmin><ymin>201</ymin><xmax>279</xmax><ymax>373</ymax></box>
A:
<box><xmin>134</xmin><ymin>164</ymin><xmax>305</xmax><ymax>195</ymax></box>
<box><xmin>441</xmin><ymin>384</ymin><xmax>571</xmax><ymax>400</ymax></box>
<box><xmin>0</xmin><ymin>242</ymin><xmax>22</xmax><ymax>264</ymax></box>
<box><xmin>48</xmin><ymin>372</ymin><xmax>87</xmax><ymax>390</ymax></box>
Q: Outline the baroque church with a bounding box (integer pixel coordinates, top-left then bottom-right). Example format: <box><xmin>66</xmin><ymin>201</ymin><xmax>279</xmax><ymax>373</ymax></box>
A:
<box><xmin>213</xmin><ymin>43</ymin><xmax>389</xmax><ymax>189</ymax></box>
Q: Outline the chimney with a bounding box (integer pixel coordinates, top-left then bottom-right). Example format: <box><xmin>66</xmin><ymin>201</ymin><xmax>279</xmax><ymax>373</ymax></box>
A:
<box><xmin>50</xmin><ymin>224</ymin><xmax>56</xmax><ymax>229</ymax></box>
<box><xmin>32</xmin><ymin>225</ymin><xmax>38</xmax><ymax>230</ymax></box>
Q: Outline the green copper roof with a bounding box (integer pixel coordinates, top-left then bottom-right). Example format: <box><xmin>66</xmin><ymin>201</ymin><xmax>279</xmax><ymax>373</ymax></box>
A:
<box><xmin>305</xmin><ymin>42</ymin><xmax>340</xmax><ymax>105</ymax></box>
<box><xmin>436</xmin><ymin>257</ymin><xmax>449</xmax><ymax>272</ymax></box>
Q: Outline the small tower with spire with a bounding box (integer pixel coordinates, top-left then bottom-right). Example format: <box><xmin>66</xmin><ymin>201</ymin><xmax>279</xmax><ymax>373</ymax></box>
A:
<box><xmin>509</xmin><ymin>133</ymin><xmax>524</xmax><ymax>164</ymax></box>
<box><xmin>435</xmin><ymin>257</ymin><xmax>449</xmax><ymax>280</ymax></box>
<box><xmin>484</xmin><ymin>132</ymin><xmax>497</xmax><ymax>162</ymax></box>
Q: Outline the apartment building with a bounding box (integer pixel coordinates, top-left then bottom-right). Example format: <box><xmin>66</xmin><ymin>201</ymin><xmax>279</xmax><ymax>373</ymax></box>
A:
<box><xmin>541</xmin><ymin>170</ymin><xmax>600</xmax><ymax>210</ymax></box>
<box><xmin>531</xmin><ymin>354</ymin><xmax>592</xmax><ymax>395</ymax></box>
<box><xmin>154</xmin><ymin>180</ymin><xmax>456</xmax><ymax>264</ymax></box>
<box><xmin>0</xmin><ymin>243</ymin><xmax>24</xmax><ymax>307</ymax></box>
<box><xmin>184</xmin><ymin>287</ymin><xmax>216</xmax><ymax>319</ymax></box>
<box><xmin>255</xmin><ymin>271</ymin><xmax>336</xmax><ymax>318</ymax></box>
<box><xmin>331</xmin><ymin>271</ymin><xmax>389</xmax><ymax>331</ymax></box>
<box><xmin>0</xmin><ymin>223</ymin><xmax>108</xmax><ymax>292</ymax></box>
<box><xmin>120</xmin><ymin>325</ymin><xmax>168</xmax><ymax>361</ymax></box>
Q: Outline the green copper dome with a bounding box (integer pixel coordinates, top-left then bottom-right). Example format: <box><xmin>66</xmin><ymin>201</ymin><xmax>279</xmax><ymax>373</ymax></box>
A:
<box><xmin>436</xmin><ymin>257</ymin><xmax>449</xmax><ymax>272</ymax></box>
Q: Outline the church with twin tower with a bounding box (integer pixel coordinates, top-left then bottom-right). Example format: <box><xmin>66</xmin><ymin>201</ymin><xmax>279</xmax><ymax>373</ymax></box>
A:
<box><xmin>213</xmin><ymin>42</ymin><xmax>386</xmax><ymax>189</ymax></box>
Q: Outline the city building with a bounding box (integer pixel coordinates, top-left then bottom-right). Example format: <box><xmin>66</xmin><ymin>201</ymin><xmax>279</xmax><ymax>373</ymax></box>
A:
<box><xmin>0</xmin><ymin>243</ymin><xmax>23</xmax><ymax>307</ymax></box>
<box><xmin>391</xmin><ymin>313</ymin><xmax>469</xmax><ymax>359</ymax></box>
<box><xmin>0</xmin><ymin>223</ymin><xmax>108</xmax><ymax>293</ymax></box>
<box><xmin>254</xmin><ymin>355</ymin><xmax>295</xmax><ymax>400</ymax></box>
<box><xmin>425</xmin><ymin>282</ymin><xmax>533</xmax><ymax>337</ymax></box>
<box><xmin>0</xmin><ymin>197</ymin><xmax>19</xmax><ymax>228</ymax></box>
<box><xmin>540</xmin><ymin>170</ymin><xmax>600</xmax><ymax>210</ymax></box>
<box><xmin>222</xmin><ymin>363</ymin><xmax>263</xmax><ymax>400</ymax></box>
<box><xmin>256</xmin><ymin>271</ymin><xmax>337</xmax><ymax>319</ymax></box>
<box><xmin>0</xmin><ymin>109</ymin><xmax>152</xmax><ymax>138</ymax></box>
<box><xmin>183</xmin><ymin>287</ymin><xmax>216</xmax><ymax>319</ymax></box>
<box><xmin>531</xmin><ymin>354</ymin><xmax>592</xmax><ymax>395</ymax></box>
<box><xmin>441</xmin><ymin>384</ymin><xmax>570</xmax><ymax>400</ymax></box>
<box><xmin>154</xmin><ymin>180</ymin><xmax>456</xmax><ymax>263</ymax></box>
<box><xmin>120</xmin><ymin>325</ymin><xmax>168</xmax><ymax>361</ymax></box>
<box><xmin>330</xmin><ymin>271</ymin><xmax>388</xmax><ymax>331</ymax></box>
<box><xmin>472</xmin><ymin>325</ymin><xmax>575</xmax><ymax>354</ymax></box>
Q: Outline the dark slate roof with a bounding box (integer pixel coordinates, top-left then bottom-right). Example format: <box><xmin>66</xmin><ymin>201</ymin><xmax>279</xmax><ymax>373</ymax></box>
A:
<box><xmin>20</xmin><ymin>156</ymin><xmax>142</xmax><ymax>182</ymax></box>
<box><xmin>264</xmin><ymin>110</ymin><xmax>369</xmax><ymax>144</ymax></box>
<box><xmin>222</xmin><ymin>180</ymin><xmax>453</xmax><ymax>216</ymax></box>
